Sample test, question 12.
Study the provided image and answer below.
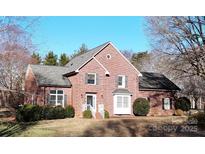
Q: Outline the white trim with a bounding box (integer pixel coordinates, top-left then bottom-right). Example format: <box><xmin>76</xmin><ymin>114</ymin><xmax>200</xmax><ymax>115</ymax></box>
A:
<box><xmin>106</xmin><ymin>54</ymin><xmax>111</xmax><ymax>59</ymax></box>
<box><xmin>93</xmin><ymin>57</ymin><xmax>110</xmax><ymax>75</ymax></box>
<box><xmin>109</xmin><ymin>42</ymin><xmax>142</xmax><ymax>76</ymax></box>
<box><xmin>87</xmin><ymin>73</ymin><xmax>97</xmax><ymax>85</ymax></box>
<box><xmin>113</xmin><ymin>94</ymin><xmax>131</xmax><ymax>114</ymax></box>
<box><xmin>76</xmin><ymin>42</ymin><xmax>110</xmax><ymax>72</ymax></box>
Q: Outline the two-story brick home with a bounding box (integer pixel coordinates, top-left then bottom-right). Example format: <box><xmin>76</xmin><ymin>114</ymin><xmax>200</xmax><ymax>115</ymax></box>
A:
<box><xmin>25</xmin><ymin>42</ymin><xmax>180</xmax><ymax>118</ymax></box>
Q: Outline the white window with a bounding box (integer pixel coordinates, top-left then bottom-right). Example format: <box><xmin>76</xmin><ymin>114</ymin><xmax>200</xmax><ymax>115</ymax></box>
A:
<box><xmin>49</xmin><ymin>90</ymin><xmax>64</xmax><ymax>107</ymax></box>
<box><xmin>87</xmin><ymin>73</ymin><xmax>96</xmax><ymax>85</ymax></box>
<box><xmin>117</xmin><ymin>96</ymin><xmax>123</xmax><ymax>108</ymax></box>
<box><xmin>114</xmin><ymin>95</ymin><xmax>131</xmax><ymax>114</ymax></box>
<box><xmin>163</xmin><ymin>98</ymin><xmax>170</xmax><ymax>110</ymax></box>
<box><xmin>118</xmin><ymin>75</ymin><xmax>126</xmax><ymax>88</ymax></box>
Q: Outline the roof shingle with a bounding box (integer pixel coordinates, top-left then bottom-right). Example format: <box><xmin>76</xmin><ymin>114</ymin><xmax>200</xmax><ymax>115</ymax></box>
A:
<box><xmin>139</xmin><ymin>72</ymin><xmax>180</xmax><ymax>91</ymax></box>
<box><xmin>30</xmin><ymin>65</ymin><xmax>71</xmax><ymax>87</ymax></box>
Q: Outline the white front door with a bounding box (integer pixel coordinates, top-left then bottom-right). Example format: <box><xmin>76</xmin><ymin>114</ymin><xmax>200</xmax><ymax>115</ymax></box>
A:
<box><xmin>86</xmin><ymin>94</ymin><xmax>96</xmax><ymax>112</ymax></box>
<box><xmin>113</xmin><ymin>95</ymin><xmax>131</xmax><ymax>114</ymax></box>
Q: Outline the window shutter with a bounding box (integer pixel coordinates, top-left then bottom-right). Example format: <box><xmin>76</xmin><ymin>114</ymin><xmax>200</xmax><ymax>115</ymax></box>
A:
<box><xmin>162</xmin><ymin>98</ymin><xmax>165</xmax><ymax>110</ymax></box>
<box><xmin>96</xmin><ymin>74</ymin><xmax>99</xmax><ymax>85</ymax></box>
<box><xmin>170</xmin><ymin>98</ymin><xmax>172</xmax><ymax>109</ymax></box>
<box><xmin>125</xmin><ymin>76</ymin><xmax>128</xmax><ymax>88</ymax></box>
<box><xmin>85</xmin><ymin>73</ymin><xmax>88</xmax><ymax>84</ymax></box>
<box><xmin>47</xmin><ymin>94</ymin><xmax>50</xmax><ymax>104</ymax></box>
<box><xmin>116</xmin><ymin>76</ymin><xmax>119</xmax><ymax>87</ymax></box>
<box><xmin>64</xmin><ymin>95</ymin><xmax>67</xmax><ymax>107</ymax></box>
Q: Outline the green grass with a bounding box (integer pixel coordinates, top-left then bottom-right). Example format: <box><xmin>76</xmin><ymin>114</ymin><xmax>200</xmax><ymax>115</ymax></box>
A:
<box><xmin>0</xmin><ymin>116</ymin><xmax>204</xmax><ymax>137</ymax></box>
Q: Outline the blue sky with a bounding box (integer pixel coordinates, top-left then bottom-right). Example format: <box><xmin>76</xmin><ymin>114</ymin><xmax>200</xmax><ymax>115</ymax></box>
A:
<box><xmin>32</xmin><ymin>16</ymin><xmax>150</xmax><ymax>56</ymax></box>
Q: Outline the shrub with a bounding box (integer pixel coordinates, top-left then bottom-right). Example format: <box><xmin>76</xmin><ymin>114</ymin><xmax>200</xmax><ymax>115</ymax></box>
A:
<box><xmin>174</xmin><ymin>109</ymin><xmax>184</xmax><ymax>116</ymax></box>
<box><xmin>104</xmin><ymin>110</ymin><xmax>109</xmax><ymax>119</ymax></box>
<box><xmin>52</xmin><ymin>106</ymin><xmax>66</xmax><ymax>119</ymax></box>
<box><xmin>175</xmin><ymin>97</ymin><xmax>191</xmax><ymax>111</ymax></box>
<box><xmin>16</xmin><ymin>104</ymin><xmax>43</xmax><ymax>122</ymax></box>
<box><xmin>83</xmin><ymin>110</ymin><xmax>92</xmax><ymax>119</ymax></box>
<box><xmin>188</xmin><ymin>112</ymin><xmax>205</xmax><ymax>128</ymax></box>
<box><xmin>65</xmin><ymin>105</ymin><xmax>75</xmax><ymax>118</ymax></box>
<box><xmin>16</xmin><ymin>104</ymin><xmax>68</xmax><ymax>122</ymax></box>
<box><xmin>133</xmin><ymin>98</ymin><xmax>150</xmax><ymax>116</ymax></box>
<box><xmin>42</xmin><ymin>106</ymin><xmax>55</xmax><ymax>120</ymax></box>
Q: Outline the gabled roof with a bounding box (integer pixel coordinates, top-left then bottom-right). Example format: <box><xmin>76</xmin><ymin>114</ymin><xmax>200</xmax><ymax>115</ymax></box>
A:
<box><xmin>64</xmin><ymin>41</ymin><xmax>142</xmax><ymax>76</ymax></box>
<box><xmin>64</xmin><ymin>42</ymin><xmax>110</xmax><ymax>75</ymax></box>
<box><xmin>29</xmin><ymin>64</ymin><xmax>72</xmax><ymax>87</ymax></box>
<box><xmin>139</xmin><ymin>72</ymin><xmax>180</xmax><ymax>91</ymax></box>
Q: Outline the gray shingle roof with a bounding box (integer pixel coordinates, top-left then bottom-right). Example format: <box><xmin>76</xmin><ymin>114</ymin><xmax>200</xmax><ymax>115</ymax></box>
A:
<box><xmin>139</xmin><ymin>72</ymin><xmax>180</xmax><ymax>91</ymax></box>
<box><xmin>113</xmin><ymin>88</ymin><xmax>132</xmax><ymax>94</ymax></box>
<box><xmin>64</xmin><ymin>42</ymin><xmax>110</xmax><ymax>75</ymax></box>
<box><xmin>30</xmin><ymin>64</ymin><xmax>71</xmax><ymax>87</ymax></box>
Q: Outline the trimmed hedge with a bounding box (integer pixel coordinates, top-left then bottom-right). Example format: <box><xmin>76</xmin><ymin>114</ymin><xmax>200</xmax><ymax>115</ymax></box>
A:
<box><xmin>133</xmin><ymin>98</ymin><xmax>150</xmax><ymax>116</ymax></box>
<box><xmin>16</xmin><ymin>104</ymin><xmax>75</xmax><ymax>122</ymax></box>
<box><xmin>175</xmin><ymin>97</ymin><xmax>191</xmax><ymax>111</ymax></box>
<box><xmin>104</xmin><ymin>110</ymin><xmax>109</xmax><ymax>119</ymax></box>
<box><xmin>83</xmin><ymin>110</ymin><xmax>92</xmax><ymax>119</ymax></box>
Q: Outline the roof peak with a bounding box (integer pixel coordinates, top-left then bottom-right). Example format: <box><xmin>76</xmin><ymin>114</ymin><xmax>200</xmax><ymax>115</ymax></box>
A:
<box><xmin>70</xmin><ymin>41</ymin><xmax>110</xmax><ymax>60</ymax></box>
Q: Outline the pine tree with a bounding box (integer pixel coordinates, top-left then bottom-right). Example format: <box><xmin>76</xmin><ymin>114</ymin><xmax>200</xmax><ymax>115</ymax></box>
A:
<box><xmin>70</xmin><ymin>43</ymin><xmax>88</xmax><ymax>59</ymax></box>
<box><xmin>59</xmin><ymin>53</ymin><xmax>69</xmax><ymax>66</ymax></box>
<box><xmin>44</xmin><ymin>51</ymin><xmax>58</xmax><ymax>65</ymax></box>
<box><xmin>31</xmin><ymin>52</ymin><xmax>41</xmax><ymax>64</ymax></box>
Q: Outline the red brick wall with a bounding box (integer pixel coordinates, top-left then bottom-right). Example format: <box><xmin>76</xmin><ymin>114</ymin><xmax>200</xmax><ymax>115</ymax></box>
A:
<box><xmin>138</xmin><ymin>90</ymin><xmax>175</xmax><ymax>116</ymax></box>
<box><xmin>68</xmin><ymin>44</ymin><xmax>140</xmax><ymax>117</ymax></box>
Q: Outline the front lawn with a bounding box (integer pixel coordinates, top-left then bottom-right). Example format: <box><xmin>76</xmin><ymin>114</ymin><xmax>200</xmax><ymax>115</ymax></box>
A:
<box><xmin>0</xmin><ymin>116</ymin><xmax>204</xmax><ymax>137</ymax></box>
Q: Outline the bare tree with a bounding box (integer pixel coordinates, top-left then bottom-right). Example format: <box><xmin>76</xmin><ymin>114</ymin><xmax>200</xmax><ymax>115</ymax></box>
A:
<box><xmin>121</xmin><ymin>49</ymin><xmax>133</xmax><ymax>61</ymax></box>
<box><xmin>145</xmin><ymin>16</ymin><xmax>205</xmax><ymax>80</ymax></box>
<box><xmin>0</xmin><ymin>17</ymin><xmax>39</xmax><ymax>107</ymax></box>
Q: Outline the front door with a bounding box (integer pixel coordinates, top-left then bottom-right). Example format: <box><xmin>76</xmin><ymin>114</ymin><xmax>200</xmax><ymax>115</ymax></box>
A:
<box><xmin>86</xmin><ymin>94</ymin><xmax>96</xmax><ymax>112</ymax></box>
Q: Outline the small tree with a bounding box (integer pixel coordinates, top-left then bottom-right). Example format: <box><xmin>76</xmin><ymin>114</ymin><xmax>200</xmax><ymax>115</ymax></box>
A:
<box><xmin>44</xmin><ymin>51</ymin><xmax>58</xmax><ymax>65</ymax></box>
<box><xmin>59</xmin><ymin>53</ymin><xmax>69</xmax><ymax>66</ymax></box>
<box><xmin>133</xmin><ymin>98</ymin><xmax>150</xmax><ymax>116</ymax></box>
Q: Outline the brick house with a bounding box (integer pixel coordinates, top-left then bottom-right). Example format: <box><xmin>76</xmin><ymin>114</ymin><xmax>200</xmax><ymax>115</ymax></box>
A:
<box><xmin>25</xmin><ymin>42</ymin><xmax>180</xmax><ymax>118</ymax></box>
